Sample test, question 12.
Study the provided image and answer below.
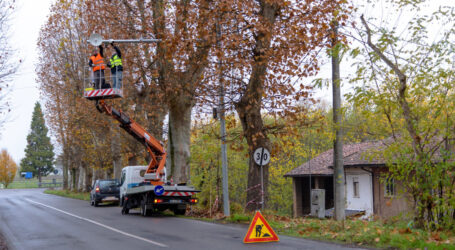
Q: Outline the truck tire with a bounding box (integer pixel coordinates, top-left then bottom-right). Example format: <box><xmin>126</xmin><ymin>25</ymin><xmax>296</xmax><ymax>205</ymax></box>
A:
<box><xmin>141</xmin><ymin>203</ymin><xmax>152</xmax><ymax>217</ymax></box>
<box><xmin>122</xmin><ymin>198</ymin><xmax>129</xmax><ymax>215</ymax></box>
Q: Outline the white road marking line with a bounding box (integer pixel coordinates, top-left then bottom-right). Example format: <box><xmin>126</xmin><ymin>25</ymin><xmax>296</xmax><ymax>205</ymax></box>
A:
<box><xmin>25</xmin><ymin>198</ymin><xmax>168</xmax><ymax>248</ymax></box>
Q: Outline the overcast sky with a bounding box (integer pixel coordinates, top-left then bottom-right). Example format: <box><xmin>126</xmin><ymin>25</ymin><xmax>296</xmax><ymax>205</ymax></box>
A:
<box><xmin>0</xmin><ymin>0</ymin><xmax>54</xmax><ymax>163</ymax></box>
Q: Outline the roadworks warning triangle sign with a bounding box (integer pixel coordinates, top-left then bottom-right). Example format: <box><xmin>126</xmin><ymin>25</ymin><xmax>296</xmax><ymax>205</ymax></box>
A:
<box><xmin>243</xmin><ymin>211</ymin><xmax>279</xmax><ymax>243</ymax></box>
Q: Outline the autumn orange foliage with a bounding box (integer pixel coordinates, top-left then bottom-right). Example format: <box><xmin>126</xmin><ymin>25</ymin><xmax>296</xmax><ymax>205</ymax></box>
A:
<box><xmin>37</xmin><ymin>0</ymin><xmax>351</xmax><ymax>202</ymax></box>
<box><xmin>0</xmin><ymin>149</ymin><xmax>17</xmax><ymax>188</ymax></box>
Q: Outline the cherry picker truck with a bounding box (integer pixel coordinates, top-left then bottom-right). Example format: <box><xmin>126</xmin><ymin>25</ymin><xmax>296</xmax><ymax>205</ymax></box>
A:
<box><xmin>84</xmin><ymin>34</ymin><xmax>199</xmax><ymax>216</ymax></box>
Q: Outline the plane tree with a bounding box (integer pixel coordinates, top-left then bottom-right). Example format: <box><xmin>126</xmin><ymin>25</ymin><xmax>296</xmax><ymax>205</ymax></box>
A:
<box><xmin>206</xmin><ymin>0</ymin><xmax>351</xmax><ymax>211</ymax></box>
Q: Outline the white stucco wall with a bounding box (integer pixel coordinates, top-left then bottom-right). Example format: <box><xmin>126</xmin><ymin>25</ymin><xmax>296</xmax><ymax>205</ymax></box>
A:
<box><xmin>345</xmin><ymin>169</ymin><xmax>373</xmax><ymax>217</ymax></box>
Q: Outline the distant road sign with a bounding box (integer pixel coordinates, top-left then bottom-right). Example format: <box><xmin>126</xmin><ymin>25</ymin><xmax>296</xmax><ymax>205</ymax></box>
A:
<box><xmin>253</xmin><ymin>147</ymin><xmax>270</xmax><ymax>166</ymax></box>
<box><xmin>154</xmin><ymin>185</ymin><xmax>164</xmax><ymax>196</ymax></box>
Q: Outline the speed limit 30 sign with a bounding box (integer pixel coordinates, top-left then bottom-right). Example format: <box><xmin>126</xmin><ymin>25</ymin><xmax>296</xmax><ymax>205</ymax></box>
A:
<box><xmin>253</xmin><ymin>147</ymin><xmax>270</xmax><ymax>166</ymax></box>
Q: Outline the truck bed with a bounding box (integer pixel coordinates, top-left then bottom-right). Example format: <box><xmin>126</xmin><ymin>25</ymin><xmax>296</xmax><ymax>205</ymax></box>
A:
<box><xmin>125</xmin><ymin>184</ymin><xmax>198</xmax><ymax>196</ymax></box>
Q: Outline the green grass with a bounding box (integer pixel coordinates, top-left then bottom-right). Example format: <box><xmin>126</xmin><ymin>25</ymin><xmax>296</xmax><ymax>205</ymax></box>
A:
<box><xmin>44</xmin><ymin>189</ymin><xmax>90</xmax><ymax>201</ymax></box>
<box><xmin>226</xmin><ymin>213</ymin><xmax>251</xmax><ymax>223</ymax></box>
<box><xmin>267</xmin><ymin>215</ymin><xmax>455</xmax><ymax>249</ymax></box>
<box><xmin>7</xmin><ymin>180</ymin><xmax>39</xmax><ymax>189</ymax></box>
<box><xmin>186</xmin><ymin>209</ymin><xmax>455</xmax><ymax>249</ymax></box>
<box><xmin>5</xmin><ymin>178</ymin><xmax>63</xmax><ymax>189</ymax></box>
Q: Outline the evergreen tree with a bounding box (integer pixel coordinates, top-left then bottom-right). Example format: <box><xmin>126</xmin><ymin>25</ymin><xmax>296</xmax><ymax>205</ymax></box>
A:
<box><xmin>20</xmin><ymin>102</ymin><xmax>54</xmax><ymax>182</ymax></box>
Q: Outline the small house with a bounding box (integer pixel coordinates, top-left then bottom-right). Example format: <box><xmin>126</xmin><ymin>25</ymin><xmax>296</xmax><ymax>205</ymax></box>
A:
<box><xmin>284</xmin><ymin>140</ymin><xmax>412</xmax><ymax>219</ymax></box>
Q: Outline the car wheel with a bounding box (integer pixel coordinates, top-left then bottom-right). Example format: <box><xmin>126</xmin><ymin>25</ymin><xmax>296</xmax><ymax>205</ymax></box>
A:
<box><xmin>94</xmin><ymin>199</ymin><xmax>99</xmax><ymax>207</ymax></box>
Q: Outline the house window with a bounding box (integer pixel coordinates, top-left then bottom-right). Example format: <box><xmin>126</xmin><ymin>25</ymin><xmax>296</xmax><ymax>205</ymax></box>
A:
<box><xmin>353</xmin><ymin>177</ymin><xmax>360</xmax><ymax>198</ymax></box>
<box><xmin>385</xmin><ymin>177</ymin><xmax>396</xmax><ymax>197</ymax></box>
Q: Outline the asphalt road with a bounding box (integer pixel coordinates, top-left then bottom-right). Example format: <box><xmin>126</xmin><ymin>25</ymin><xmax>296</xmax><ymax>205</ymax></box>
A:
<box><xmin>0</xmin><ymin>189</ymin><xmax>364</xmax><ymax>250</ymax></box>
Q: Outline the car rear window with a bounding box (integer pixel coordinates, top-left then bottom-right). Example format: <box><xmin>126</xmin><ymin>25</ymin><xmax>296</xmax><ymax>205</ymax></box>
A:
<box><xmin>99</xmin><ymin>180</ymin><xmax>119</xmax><ymax>188</ymax></box>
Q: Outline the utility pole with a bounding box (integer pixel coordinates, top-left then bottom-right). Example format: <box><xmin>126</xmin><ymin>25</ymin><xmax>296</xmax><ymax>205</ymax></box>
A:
<box><xmin>331</xmin><ymin>22</ymin><xmax>345</xmax><ymax>222</ymax></box>
<box><xmin>216</xmin><ymin>22</ymin><xmax>230</xmax><ymax>216</ymax></box>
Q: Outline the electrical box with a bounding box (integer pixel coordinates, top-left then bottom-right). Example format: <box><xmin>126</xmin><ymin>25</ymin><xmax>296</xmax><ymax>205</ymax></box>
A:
<box><xmin>311</xmin><ymin>189</ymin><xmax>325</xmax><ymax>218</ymax></box>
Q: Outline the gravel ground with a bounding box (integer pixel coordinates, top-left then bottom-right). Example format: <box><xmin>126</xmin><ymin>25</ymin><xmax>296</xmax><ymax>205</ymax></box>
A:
<box><xmin>0</xmin><ymin>232</ymin><xmax>7</xmax><ymax>250</ymax></box>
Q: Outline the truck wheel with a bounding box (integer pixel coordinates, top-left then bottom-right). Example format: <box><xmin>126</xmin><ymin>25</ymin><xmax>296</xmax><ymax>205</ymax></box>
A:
<box><xmin>121</xmin><ymin>198</ymin><xmax>129</xmax><ymax>215</ymax></box>
<box><xmin>141</xmin><ymin>203</ymin><xmax>151</xmax><ymax>217</ymax></box>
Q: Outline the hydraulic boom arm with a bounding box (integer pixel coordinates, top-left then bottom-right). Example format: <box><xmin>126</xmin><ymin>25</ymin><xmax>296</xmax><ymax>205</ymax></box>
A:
<box><xmin>96</xmin><ymin>100</ymin><xmax>167</xmax><ymax>185</ymax></box>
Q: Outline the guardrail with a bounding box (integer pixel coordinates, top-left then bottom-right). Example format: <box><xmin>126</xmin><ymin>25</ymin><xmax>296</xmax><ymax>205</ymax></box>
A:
<box><xmin>38</xmin><ymin>181</ymin><xmax>63</xmax><ymax>188</ymax></box>
<box><xmin>7</xmin><ymin>178</ymin><xmax>64</xmax><ymax>189</ymax></box>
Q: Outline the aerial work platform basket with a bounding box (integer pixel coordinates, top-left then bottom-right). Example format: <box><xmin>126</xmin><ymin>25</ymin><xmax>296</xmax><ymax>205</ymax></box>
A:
<box><xmin>84</xmin><ymin>87</ymin><xmax>123</xmax><ymax>100</ymax></box>
<box><xmin>83</xmin><ymin>33</ymin><xmax>159</xmax><ymax>101</ymax></box>
<box><xmin>83</xmin><ymin>65</ymin><xmax>124</xmax><ymax>100</ymax></box>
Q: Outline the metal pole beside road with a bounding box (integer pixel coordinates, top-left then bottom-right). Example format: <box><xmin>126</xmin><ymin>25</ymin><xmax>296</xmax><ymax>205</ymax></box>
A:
<box><xmin>216</xmin><ymin>22</ymin><xmax>230</xmax><ymax>216</ymax></box>
<box><xmin>254</xmin><ymin>147</ymin><xmax>270</xmax><ymax>211</ymax></box>
<box><xmin>260</xmin><ymin>148</ymin><xmax>264</xmax><ymax>211</ymax></box>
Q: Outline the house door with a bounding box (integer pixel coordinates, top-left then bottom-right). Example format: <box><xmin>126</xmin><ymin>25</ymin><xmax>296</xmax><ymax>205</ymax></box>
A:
<box><xmin>346</xmin><ymin>173</ymin><xmax>373</xmax><ymax>217</ymax></box>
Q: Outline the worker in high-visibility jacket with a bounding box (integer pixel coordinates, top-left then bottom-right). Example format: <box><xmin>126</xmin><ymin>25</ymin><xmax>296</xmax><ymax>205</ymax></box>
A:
<box><xmin>107</xmin><ymin>43</ymin><xmax>123</xmax><ymax>89</ymax></box>
<box><xmin>89</xmin><ymin>45</ymin><xmax>106</xmax><ymax>89</ymax></box>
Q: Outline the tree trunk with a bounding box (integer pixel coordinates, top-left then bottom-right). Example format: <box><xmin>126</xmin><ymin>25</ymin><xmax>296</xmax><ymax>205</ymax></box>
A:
<box><xmin>63</xmin><ymin>152</ymin><xmax>69</xmax><ymax>190</ymax></box>
<box><xmin>38</xmin><ymin>167</ymin><xmax>42</xmax><ymax>187</ymax></box>
<box><xmin>166</xmin><ymin>121</ymin><xmax>174</xmax><ymax>182</ymax></box>
<box><xmin>92</xmin><ymin>168</ymin><xmax>103</xmax><ymax>183</ymax></box>
<box><xmin>71</xmin><ymin>168</ymin><xmax>77</xmax><ymax>191</ymax></box>
<box><xmin>111</xmin><ymin>123</ymin><xmax>122</xmax><ymax>179</ymax></box>
<box><xmin>128</xmin><ymin>155</ymin><xmax>138</xmax><ymax>166</ymax></box>
<box><xmin>236</xmin><ymin>101</ymin><xmax>270</xmax><ymax>211</ymax></box>
<box><xmin>233</xmin><ymin>0</ymin><xmax>278</xmax><ymax>212</ymax></box>
<box><xmin>78</xmin><ymin>165</ymin><xmax>85</xmax><ymax>191</ymax></box>
<box><xmin>168</xmin><ymin>102</ymin><xmax>192</xmax><ymax>184</ymax></box>
<box><xmin>84</xmin><ymin>165</ymin><xmax>92</xmax><ymax>192</ymax></box>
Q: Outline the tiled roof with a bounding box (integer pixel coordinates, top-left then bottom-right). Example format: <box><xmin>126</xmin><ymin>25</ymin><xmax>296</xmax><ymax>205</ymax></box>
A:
<box><xmin>284</xmin><ymin>140</ymin><xmax>388</xmax><ymax>177</ymax></box>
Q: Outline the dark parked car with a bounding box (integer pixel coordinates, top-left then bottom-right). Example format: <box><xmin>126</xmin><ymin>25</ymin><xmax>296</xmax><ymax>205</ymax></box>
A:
<box><xmin>90</xmin><ymin>179</ymin><xmax>120</xmax><ymax>207</ymax></box>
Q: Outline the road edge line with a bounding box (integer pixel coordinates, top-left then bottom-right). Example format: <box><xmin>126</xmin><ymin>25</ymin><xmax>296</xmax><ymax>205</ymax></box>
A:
<box><xmin>25</xmin><ymin>198</ymin><xmax>168</xmax><ymax>248</ymax></box>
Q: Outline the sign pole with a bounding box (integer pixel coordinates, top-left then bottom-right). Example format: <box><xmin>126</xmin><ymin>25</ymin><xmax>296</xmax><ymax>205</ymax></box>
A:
<box><xmin>253</xmin><ymin>147</ymin><xmax>270</xmax><ymax>211</ymax></box>
<box><xmin>259</xmin><ymin>147</ymin><xmax>264</xmax><ymax>211</ymax></box>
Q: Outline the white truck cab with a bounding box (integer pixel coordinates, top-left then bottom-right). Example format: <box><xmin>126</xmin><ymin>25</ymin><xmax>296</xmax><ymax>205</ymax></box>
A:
<box><xmin>119</xmin><ymin>166</ymin><xmax>147</xmax><ymax>205</ymax></box>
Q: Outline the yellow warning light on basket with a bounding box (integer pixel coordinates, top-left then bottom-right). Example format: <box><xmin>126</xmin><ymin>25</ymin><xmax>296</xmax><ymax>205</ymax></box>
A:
<box><xmin>85</xmin><ymin>87</ymin><xmax>94</xmax><ymax>91</ymax></box>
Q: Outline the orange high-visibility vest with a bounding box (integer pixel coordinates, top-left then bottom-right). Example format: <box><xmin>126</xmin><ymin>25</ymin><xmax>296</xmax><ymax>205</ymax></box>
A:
<box><xmin>90</xmin><ymin>54</ymin><xmax>105</xmax><ymax>72</ymax></box>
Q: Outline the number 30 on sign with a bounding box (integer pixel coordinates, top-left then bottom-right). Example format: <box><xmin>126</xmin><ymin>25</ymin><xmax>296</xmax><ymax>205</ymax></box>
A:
<box><xmin>253</xmin><ymin>147</ymin><xmax>270</xmax><ymax>166</ymax></box>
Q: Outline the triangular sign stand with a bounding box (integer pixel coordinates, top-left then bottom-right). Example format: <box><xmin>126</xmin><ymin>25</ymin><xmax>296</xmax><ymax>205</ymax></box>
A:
<box><xmin>243</xmin><ymin>211</ymin><xmax>279</xmax><ymax>243</ymax></box>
